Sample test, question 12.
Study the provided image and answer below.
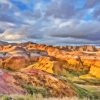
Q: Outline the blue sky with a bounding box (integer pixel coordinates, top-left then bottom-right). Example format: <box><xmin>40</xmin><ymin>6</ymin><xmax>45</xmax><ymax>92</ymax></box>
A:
<box><xmin>0</xmin><ymin>0</ymin><xmax>100</xmax><ymax>45</ymax></box>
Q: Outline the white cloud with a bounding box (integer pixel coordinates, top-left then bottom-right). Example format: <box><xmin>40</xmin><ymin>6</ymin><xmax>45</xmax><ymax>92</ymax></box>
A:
<box><xmin>0</xmin><ymin>0</ymin><xmax>100</xmax><ymax>45</ymax></box>
<box><xmin>0</xmin><ymin>28</ymin><xmax>27</xmax><ymax>41</ymax></box>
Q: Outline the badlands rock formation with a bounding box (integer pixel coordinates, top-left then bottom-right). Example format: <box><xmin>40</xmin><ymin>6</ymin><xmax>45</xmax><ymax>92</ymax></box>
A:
<box><xmin>22</xmin><ymin>42</ymin><xmax>100</xmax><ymax>78</ymax></box>
<box><xmin>0</xmin><ymin>42</ymin><xmax>100</xmax><ymax>77</ymax></box>
<box><xmin>0</xmin><ymin>69</ymin><xmax>26</xmax><ymax>94</ymax></box>
<box><xmin>0</xmin><ymin>68</ymin><xmax>75</xmax><ymax>97</ymax></box>
<box><xmin>0</xmin><ymin>41</ymin><xmax>100</xmax><ymax>98</ymax></box>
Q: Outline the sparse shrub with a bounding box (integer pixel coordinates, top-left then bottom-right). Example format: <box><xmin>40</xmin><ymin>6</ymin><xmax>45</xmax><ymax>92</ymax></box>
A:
<box><xmin>6</xmin><ymin>67</ymin><xmax>13</xmax><ymax>71</ymax></box>
<box><xmin>61</xmin><ymin>68</ymin><xmax>89</xmax><ymax>78</ymax></box>
<box><xmin>23</xmin><ymin>84</ymin><xmax>48</xmax><ymax>97</ymax></box>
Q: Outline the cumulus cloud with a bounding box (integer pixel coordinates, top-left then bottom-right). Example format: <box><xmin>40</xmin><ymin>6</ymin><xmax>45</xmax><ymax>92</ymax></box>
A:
<box><xmin>0</xmin><ymin>0</ymin><xmax>100</xmax><ymax>45</ymax></box>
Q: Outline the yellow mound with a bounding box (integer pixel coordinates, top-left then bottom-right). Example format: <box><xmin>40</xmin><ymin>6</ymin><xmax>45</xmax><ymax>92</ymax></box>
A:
<box><xmin>89</xmin><ymin>66</ymin><xmax>100</xmax><ymax>78</ymax></box>
<box><xmin>28</xmin><ymin>57</ymin><xmax>54</xmax><ymax>73</ymax></box>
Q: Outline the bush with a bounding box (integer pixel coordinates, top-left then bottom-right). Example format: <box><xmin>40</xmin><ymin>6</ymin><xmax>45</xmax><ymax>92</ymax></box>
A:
<box><xmin>23</xmin><ymin>84</ymin><xmax>48</xmax><ymax>97</ymax></box>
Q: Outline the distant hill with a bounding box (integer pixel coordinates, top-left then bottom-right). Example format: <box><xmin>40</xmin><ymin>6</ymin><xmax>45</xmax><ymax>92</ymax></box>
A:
<box><xmin>0</xmin><ymin>41</ymin><xmax>8</xmax><ymax>45</ymax></box>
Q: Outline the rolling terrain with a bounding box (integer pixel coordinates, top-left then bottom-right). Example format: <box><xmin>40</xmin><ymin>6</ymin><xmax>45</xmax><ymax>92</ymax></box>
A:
<box><xmin>0</xmin><ymin>41</ymin><xmax>100</xmax><ymax>100</ymax></box>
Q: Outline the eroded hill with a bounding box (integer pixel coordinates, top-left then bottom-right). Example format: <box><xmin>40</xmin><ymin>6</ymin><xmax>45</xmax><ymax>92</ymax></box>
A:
<box><xmin>0</xmin><ymin>41</ymin><xmax>100</xmax><ymax>99</ymax></box>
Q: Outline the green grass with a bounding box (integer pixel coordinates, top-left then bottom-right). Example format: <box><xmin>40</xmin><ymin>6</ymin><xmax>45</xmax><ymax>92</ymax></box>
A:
<box><xmin>56</xmin><ymin>68</ymin><xmax>89</xmax><ymax>78</ymax></box>
<box><xmin>0</xmin><ymin>94</ymin><xmax>92</xmax><ymax>100</ymax></box>
<box><xmin>58</xmin><ymin>75</ymin><xmax>100</xmax><ymax>100</ymax></box>
<box><xmin>0</xmin><ymin>94</ymin><xmax>43</xmax><ymax>100</ymax></box>
<box><xmin>0</xmin><ymin>95</ymin><xmax>10</xmax><ymax>100</ymax></box>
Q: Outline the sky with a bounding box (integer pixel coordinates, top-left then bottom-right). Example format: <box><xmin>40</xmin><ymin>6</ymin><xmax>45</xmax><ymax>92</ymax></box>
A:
<box><xmin>0</xmin><ymin>0</ymin><xmax>100</xmax><ymax>45</ymax></box>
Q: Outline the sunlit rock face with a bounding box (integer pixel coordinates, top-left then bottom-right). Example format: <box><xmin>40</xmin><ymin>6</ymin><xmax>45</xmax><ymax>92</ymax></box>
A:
<box><xmin>23</xmin><ymin>42</ymin><xmax>100</xmax><ymax>77</ymax></box>
<box><xmin>0</xmin><ymin>42</ymin><xmax>100</xmax><ymax>78</ymax></box>
<box><xmin>89</xmin><ymin>65</ymin><xmax>100</xmax><ymax>78</ymax></box>
<box><xmin>0</xmin><ymin>41</ymin><xmax>100</xmax><ymax>98</ymax></box>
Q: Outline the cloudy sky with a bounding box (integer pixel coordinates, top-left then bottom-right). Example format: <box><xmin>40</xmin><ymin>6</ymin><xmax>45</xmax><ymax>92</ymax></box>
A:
<box><xmin>0</xmin><ymin>0</ymin><xmax>100</xmax><ymax>45</ymax></box>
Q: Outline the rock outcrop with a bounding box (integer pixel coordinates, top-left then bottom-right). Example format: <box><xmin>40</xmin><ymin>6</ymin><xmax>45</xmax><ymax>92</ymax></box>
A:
<box><xmin>0</xmin><ymin>69</ymin><xmax>26</xmax><ymax>94</ymax></box>
<box><xmin>0</xmin><ymin>41</ymin><xmax>100</xmax><ymax>98</ymax></box>
<box><xmin>0</xmin><ymin>68</ymin><xmax>76</xmax><ymax>97</ymax></box>
<box><xmin>0</xmin><ymin>42</ymin><xmax>100</xmax><ymax>77</ymax></box>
